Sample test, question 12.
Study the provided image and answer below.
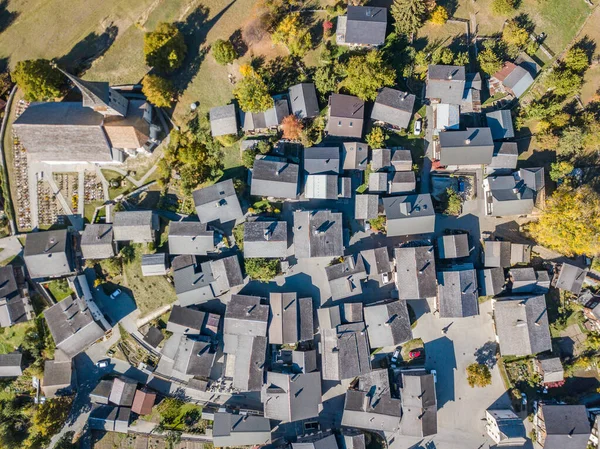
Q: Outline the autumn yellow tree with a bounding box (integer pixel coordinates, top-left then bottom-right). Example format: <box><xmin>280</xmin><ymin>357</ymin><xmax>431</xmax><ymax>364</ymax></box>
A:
<box><xmin>528</xmin><ymin>185</ymin><xmax>600</xmax><ymax>256</ymax></box>
<box><xmin>272</xmin><ymin>12</ymin><xmax>312</xmax><ymax>56</ymax></box>
<box><xmin>281</xmin><ymin>115</ymin><xmax>303</xmax><ymax>140</ymax></box>
<box><xmin>430</xmin><ymin>6</ymin><xmax>448</xmax><ymax>25</ymax></box>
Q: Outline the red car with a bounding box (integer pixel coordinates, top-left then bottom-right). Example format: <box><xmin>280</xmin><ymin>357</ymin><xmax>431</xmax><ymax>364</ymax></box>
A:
<box><xmin>409</xmin><ymin>349</ymin><xmax>422</xmax><ymax>359</ymax></box>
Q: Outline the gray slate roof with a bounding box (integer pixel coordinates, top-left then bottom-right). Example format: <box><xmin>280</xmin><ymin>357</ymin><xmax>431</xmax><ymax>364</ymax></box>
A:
<box><xmin>438</xmin><ymin>269</ymin><xmax>479</xmax><ymax>318</ymax></box>
<box><xmin>355</xmin><ymin>194</ymin><xmax>379</xmax><ymax>220</ymax></box>
<box><xmin>168</xmin><ymin>221</ymin><xmax>214</xmax><ymax>256</ymax></box>
<box><xmin>109</xmin><ymin>377</ymin><xmax>137</xmax><ymax>407</ymax></box>
<box><xmin>539</xmin><ymin>404</ymin><xmax>590</xmax><ymax>449</ymax></box>
<box><xmin>501</xmin><ymin>64</ymin><xmax>535</xmax><ymax>98</ymax></box>
<box><xmin>325</xmin><ymin>254</ymin><xmax>368</xmax><ymax>301</ymax></box>
<box><xmin>293</xmin><ymin>434</ymin><xmax>340</xmax><ymax>449</ymax></box>
<box><xmin>439</xmin><ymin>128</ymin><xmax>494</xmax><ymax>165</ymax></box>
<box><xmin>345</xmin><ymin>6</ymin><xmax>387</xmax><ymax>46</ymax></box>
<box><xmin>305</xmin><ymin>174</ymin><xmax>339</xmax><ymax>200</ymax></box>
<box><xmin>81</xmin><ymin>224</ymin><xmax>115</xmax><ymax>260</ymax></box>
<box><xmin>251</xmin><ymin>158</ymin><xmax>299</xmax><ymax>199</ymax></box>
<box><xmin>494</xmin><ymin>295</ymin><xmax>551</xmax><ymax>356</ymax></box>
<box><xmin>242</xmin><ymin>97</ymin><xmax>289</xmax><ymax>131</ymax></box>
<box><xmin>328</xmin><ymin>94</ymin><xmax>365</xmax><ymax>138</ymax></box>
<box><xmin>289</xmin><ymin>83</ymin><xmax>320</xmax><ymax>119</ymax></box>
<box><xmin>43</xmin><ymin>360</ymin><xmax>72</xmax><ymax>388</ymax></box>
<box><xmin>24</xmin><ymin>229</ymin><xmax>73</xmax><ymax>279</ymax></box>
<box><xmin>232</xmin><ymin>335</ymin><xmax>267</xmax><ymax>391</ymax></box>
<box><xmin>487</xmin><ymin>142</ymin><xmax>518</xmax><ymax>174</ymax></box>
<box><xmin>167</xmin><ymin>305</ymin><xmax>206</xmax><ymax>335</ymax></box>
<box><xmin>243</xmin><ymin>220</ymin><xmax>288</xmax><ymax>258</ymax></box>
<box><xmin>437</xmin><ymin>234</ymin><xmax>469</xmax><ymax>259</ymax></box>
<box><xmin>394</xmin><ymin>245</ymin><xmax>437</xmax><ymax>299</ymax></box>
<box><xmin>399</xmin><ymin>371</ymin><xmax>437</xmax><ymax>437</ymax></box>
<box><xmin>342</xmin><ymin>142</ymin><xmax>369</xmax><ymax>170</ymax></box>
<box><xmin>538</xmin><ymin>357</ymin><xmax>564</xmax><ymax>384</ymax></box>
<box><xmin>383</xmin><ymin>194</ymin><xmax>435</xmax><ymax>236</ymax></box>
<box><xmin>173</xmin><ymin>261</ymin><xmax>216</xmax><ymax>306</ymax></box>
<box><xmin>293</xmin><ymin>210</ymin><xmax>344</xmax><ymax>258</ymax></box>
<box><xmin>388</xmin><ymin>171</ymin><xmax>416</xmax><ymax>194</ymax></box>
<box><xmin>140</xmin><ymin>253</ymin><xmax>167</xmax><ymax>276</ymax></box>
<box><xmin>193</xmin><ymin>179</ymin><xmax>243</xmax><ymax>225</ymax></box>
<box><xmin>360</xmin><ymin>247</ymin><xmax>390</xmax><ymax>276</ymax></box>
<box><xmin>371</xmin><ymin>148</ymin><xmax>391</xmax><ymax>171</ymax></box>
<box><xmin>486</xmin><ymin>110</ymin><xmax>515</xmax><ymax>140</ymax></box>
<box><xmin>224</xmin><ymin>295</ymin><xmax>269</xmax><ymax>340</ymax></box>
<box><xmin>371</xmin><ymin>88</ymin><xmax>415</xmax><ymax>129</ymax></box>
<box><xmin>391</xmin><ymin>148</ymin><xmax>413</xmax><ymax>171</ymax></box>
<box><xmin>364</xmin><ymin>300</ymin><xmax>413</xmax><ymax>348</ymax></box>
<box><xmin>304</xmin><ymin>147</ymin><xmax>340</xmax><ymax>174</ymax></box>
<box><xmin>484</xmin><ymin>240</ymin><xmax>511</xmax><ymax>268</ymax></box>
<box><xmin>209</xmin><ymin>104</ymin><xmax>238</xmax><ymax>137</ymax></box>
<box><xmin>488</xmin><ymin>174</ymin><xmax>535</xmax><ymax>216</ymax></box>
<box><xmin>0</xmin><ymin>352</ymin><xmax>23</xmax><ymax>377</ymax></box>
<box><xmin>426</xmin><ymin>65</ymin><xmax>467</xmax><ymax>104</ymax></box>
<box><xmin>369</xmin><ymin>172</ymin><xmax>388</xmax><ymax>193</ymax></box>
<box><xmin>321</xmin><ymin>322</ymin><xmax>371</xmax><ymax>381</ymax></box>
<box><xmin>269</xmin><ymin>293</ymin><xmax>314</xmax><ymax>344</ymax></box>
<box><xmin>519</xmin><ymin>167</ymin><xmax>545</xmax><ymax>192</ymax></box>
<box><xmin>113</xmin><ymin>211</ymin><xmax>158</xmax><ymax>243</ymax></box>
<box><xmin>478</xmin><ymin>267</ymin><xmax>505</xmax><ymax>297</ymax></box>
<box><xmin>555</xmin><ymin>262</ymin><xmax>587</xmax><ymax>295</ymax></box>
<box><xmin>262</xmin><ymin>371</ymin><xmax>322</xmax><ymax>422</ymax></box>
<box><xmin>342</xmin><ymin>389</ymin><xmax>401</xmax><ymax>432</ymax></box>
<box><xmin>0</xmin><ymin>266</ymin><xmax>30</xmax><ymax>328</ymax></box>
<box><xmin>212</xmin><ymin>412</ymin><xmax>271</xmax><ymax>447</ymax></box>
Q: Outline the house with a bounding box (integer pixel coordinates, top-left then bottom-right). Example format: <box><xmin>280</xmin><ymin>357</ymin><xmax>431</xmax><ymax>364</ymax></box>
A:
<box><xmin>269</xmin><ymin>293</ymin><xmax>314</xmax><ymax>345</ymax></box>
<box><xmin>212</xmin><ymin>412</ymin><xmax>271</xmax><ymax>447</ymax></box>
<box><xmin>484</xmin><ymin>173</ymin><xmax>535</xmax><ymax>217</ymax></box>
<box><xmin>437</xmin><ymin>233</ymin><xmax>469</xmax><ymax>259</ymax></box>
<box><xmin>399</xmin><ymin>371</ymin><xmax>437</xmax><ymax>437</ymax></box>
<box><xmin>223</xmin><ymin>295</ymin><xmax>269</xmax><ymax>391</ymax></box>
<box><xmin>24</xmin><ymin>229</ymin><xmax>73</xmax><ymax>279</ymax></box>
<box><xmin>336</xmin><ymin>6</ymin><xmax>387</xmax><ymax>47</ymax></box>
<box><xmin>141</xmin><ymin>253</ymin><xmax>168</xmax><ymax>276</ymax></box>
<box><xmin>371</xmin><ymin>88</ymin><xmax>415</xmax><ymax>130</ymax></box>
<box><xmin>325</xmin><ymin>254</ymin><xmax>368</xmax><ymax>301</ymax></box>
<box><xmin>383</xmin><ymin>194</ymin><xmax>436</xmax><ymax>237</ymax></box>
<box><xmin>167</xmin><ymin>305</ymin><xmax>210</xmax><ymax>335</ymax></box>
<box><xmin>80</xmin><ymin>224</ymin><xmax>115</xmax><ymax>259</ymax></box>
<box><xmin>89</xmin><ymin>405</ymin><xmax>118</xmax><ymax>432</ymax></box>
<box><xmin>486</xmin><ymin>110</ymin><xmax>515</xmax><ymax>140</ymax></box>
<box><xmin>304</xmin><ymin>147</ymin><xmax>340</xmax><ymax>174</ymax></box>
<box><xmin>289</xmin><ymin>83</ymin><xmax>320</xmax><ymax>119</ymax></box>
<box><xmin>243</xmin><ymin>220</ymin><xmax>288</xmax><ymax>258</ymax></box>
<box><xmin>157</xmin><ymin>334</ymin><xmax>216</xmax><ymax>380</ymax></box>
<box><xmin>113</xmin><ymin>211</ymin><xmax>158</xmax><ymax>243</ymax></box>
<box><xmin>44</xmin><ymin>294</ymin><xmax>106</xmax><ymax>358</ymax></box>
<box><xmin>433</xmin><ymin>103</ymin><xmax>460</xmax><ymax>133</ymax></box>
<box><xmin>251</xmin><ymin>157</ymin><xmax>299</xmax><ymax>199</ymax></box>
<box><xmin>317</xmin><ymin>305</ymin><xmax>342</xmax><ymax>331</ymax></box>
<box><xmin>342</xmin><ymin>432</ymin><xmax>366</xmax><ymax>449</ymax></box>
<box><xmin>437</xmin><ymin>268</ymin><xmax>479</xmax><ymax>318</ymax></box>
<box><xmin>489</xmin><ymin>62</ymin><xmax>535</xmax><ymax>99</ymax></box>
<box><xmin>520</xmin><ymin>167</ymin><xmax>545</xmax><ymax>192</ymax></box>
<box><xmin>342</xmin><ymin>142</ymin><xmax>369</xmax><ymax>171</ymax></box>
<box><xmin>485</xmin><ymin>409</ymin><xmax>526</xmax><ymax>446</ymax></box>
<box><xmin>509</xmin><ymin>267</ymin><xmax>549</xmax><ymax>294</ymax></box>
<box><xmin>386</xmin><ymin>171</ymin><xmax>415</xmax><ymax>195</ymax></box>
<box><xmin>426</xmin><ymin>65</ymin><xmax>466</xmax><ymax>105</ymax></box>
<box><xmin>478</xmin><ymin>267</ymin><xmax>505</xmax><ymax>297</ymax></box>
<box><xmin>344</xmin><ymin>302</ymin><xmax>364</xmax><ymax>323</ymax></box>
<box><xmin>293</xmin><ymin>210</ymin><xmax>344</xmax><ymax>258</ymax></box>
<box><xmin>143</xmin><ymin>326</ymin><xmax>164</xmax><ymax>348</ymax></box>
<box><xmin>306</xmin><ymin>174</ymin><xmax>340</xmax><ymax>199</ymax></box>
<box><xmin>463</xmin><ymin>72</ymin><xmax>483</xmax><ymax>113</ymax></box>
<box><xmin>341</xmin><ymin>389</ymin><xmax>401</xmax><ymax>432</ymax></box>
<box><xmin>209</xmin><ymin>255</ymin><xmax>244</xmax><ymax>296</ymax></box>
<box><xmin>553</xmin><ymin>262</ymin><xmax>588</xmax><ymax>295</ymax></box>
<box><xmin>42</xmin><ymin>359</ymin><xmax>74</xmax><ymax>398</ymax></box>
<box><xmin>293</xmin><ymin>434</ymin><xmax>340</xmax><ymax>449</ymax></box>
<box><xmin>109</xmin><ymin>377</ymin><xmax>138</xmax><ymax>407</ymax></box>
<box><xmin>355</xmin><ymin>194</ymin><xmax>379</xmax><ymax>220</ymax></box>
<box><xmin>364</xmin><ymin>300</ymin><xmax>412</xmax><ymax>348</ymax></box>
<box><xmin>242</xmin><ymin>96</ymin><xmax>290</xmax><ymax>132</ymax></box>
<box><xmin>339</xmin><ymin>176</ymin><xmax>352</xmax><ymax>199</ymax></box>
<box><xmin>394</xmin><ymin>245</ymin><xmax>437</xmax><ymax>299</ymax></box>
<box><xmin>493</xmin><ymin>295</ymin><xmax>551</xmax><ymax>356</ymax></box>
<box><xmin>438</xmin><ymin>128</ymin><xmax>494</xmax><ymax>166</ymax></box>
<box><xmin>273</xmin><ymin>348</ymin><xmax>318</xmax><ymax>373</ymax></box>
<box><xmin>131</xmin><ymin>389</ymin><xmax>156</xmax><ymax>415</ymax></box>
<box><xmin>209</xmin><ymin>104</ymin><xmax>238</xmax><ymax>137</ymax></box>
<box><xmin>0</xmin><ymin>352</ymin><xmax>22</xmax><ymax>377</ymax></box>
<box><xmin>371</xmin><ymin>148</ymin><xmax>391</xmax><ymax>172</ymax></box>
<box><xmin>534</xmin><ymin>403</ymin><xmax>590</xmax><ymax>449</ymax></box>
<box><xmin>535</xmin><ymin>357</ymin><xmax>564</xmax><ymax>386</ymax></box>
<box><xmin>369</xmin><ymin>172</ymin><xmax>388</xmax><ymax>193</ymax></box>
<box><xmin>0</xmin><ymin>265</ymin><xmax>33</xmax><ymax>328</ymax></box>
<box><xmin>168</xmin><ymin>221</ymin><xmax>214</xmax><ymax>256</ymax></box>
<box><xmin>484</xmin><ymin>240</ymin><xmax>512</xmax><ymax>268</ymax></box>
<box><xmin>91</xmin><ymin>380</ymin><xmax>113</xmax><ymax>404</ymax></box>
<box><xmin>511</xmin><ymin>243</ymin><xmax>532</xmax><ymax>265</ymax></box>
<box><xmin>262</xmin><ymin>371</ymin><xmax>322</xmax><ymax>422</ymax></box>
<box><xmin>391</xmin><ymin>148</ymin><xmax>413</xmax><ymax>171</ymax></box>
<box><xmin>327</xmin><ymin>94</ymin><xmax>365</xmax><ymax>138</ymax></box>
<box><xmin>193</xmin><ymin>179</ymin><xmax>243</xmax><ymax>225</ymax></box>
<box><xmin>486</xmin><ymin>142</ymin><xmax>518</xmax><ymax>175</ymax></box>
<box><xmin>14</xmin><ymin>71</ymin><xmax>157</xmax><ymax>164</ymax></box>
<box><xmin>321</xmin><ymin>322</ymin><xmax>371</xmax><ymax>381</ymax></box>
<box><xmin>360</xmin><ymin>247</ymin><xmax>391</xmax><ymax>279</ymax></box>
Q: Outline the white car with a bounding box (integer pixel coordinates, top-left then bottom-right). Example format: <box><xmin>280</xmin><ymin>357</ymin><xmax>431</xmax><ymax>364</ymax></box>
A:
<box><xmin>382</xmin><ymin>272</ymin><xmax>390</xmax><ymax>284</ymax></box>
<box><xmin>391</xmin><ymin>349</ymin><xmax>400</xmax><ymax>365</ymax></box>
<box><xmin>96</xmin><ymin>359</ymin><xmax>109</xmax><ymax>369</ymax></box>
<box><xmin>110</xmin><ymin>289</ymin><xmax>122</xmax><ymax>300</ymax></box>
<box><xmin>414</xmin><ymin>119</ymin><xmax>422</xmax><ymax>135</ymax></box>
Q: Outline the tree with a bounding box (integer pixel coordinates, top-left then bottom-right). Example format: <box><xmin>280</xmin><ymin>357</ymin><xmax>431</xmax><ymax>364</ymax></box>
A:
<box><xmin>444</xmin><ymin>187</ymin><xmax>462</xmax><ymax>216</ymax></box>
<box><xmin>528</xmin><ymin>185</ymin><xmax>600</xmax><ymax>256</ymax></box>
<box><xmin>314</xmin><ymin>63</ymin><xmax>341</xmax><ymax>98</ymax></box>
<box><xmin>322</xmin><ymin>20</ymin><xmax>334</xmax><ymax>38</ymax></box>
<box><xmin>549</xmin><ymin>161</ymin><xmax>574</xmax><ymax>182</ymax></box>
<box><xmin>142</xmin><ymin>75</ymin><xmax>174</xmax><ymax>107</ymax></box>
<box><xmin>492</xmin><ymin>0</ymin><xmax>516</xmax><ymax>15</ymax></box>
<box><xmin>366</xmin><ymin>127</ymin><xmax>387</xmax><ymax>149</ymax></box>
<box><xmin>281</xmin><ymin>115</ymin><xmax>303</xmax><ymax>140</ymax></box>
<box><xmin>430</xmin><ymin>6</ymin><xmax>448</xmax><ymax>25</ymax></box>
<box><xmin>502</xmin><ymin>20</ymin><xmax>529</xmax><ymax>48</ymax></box>
<box><xmin>466</xmin><ymin>363</ymin><xmax>492</xmax><ymax>388</ymax></box>
<box><xmin>12</xmin><ymin>59</ymin><xmax>63</xmax><ymax>101</ymax></box>
<box><xmin>242</xmin><ymin>148</ymin><xmax>258</xmax><ymax>168</ymax></box>
<box><xmin>256</xmin><ymin>140</ymin><xmax>273</xmax><ymax>155</ymax></box>
<box><xmin>245</xmin><ymin>258</ymin><xmax>280</xmax><ymax>282</ymax></box>
<box><xmin>31</xmin><ymin>397</ymin><xmax>72</xmax><ymax>438</ymax></box>
<box><xmin>234</xmin><ymin>71</ymin><xmax>274</xmax><ymax>112</ymax></box>
<box><xmin>144</xmin><ymin>22</ymin><xmax>187</xmax><ymax>73</ymax></box>
<box><xmin>549</xmin><ymin>69</ymin><xmax>583</xmax><ymax>96</ymax></box>
<box><xmin>564</xmin><ymin>47</ymin><xmax>589</xmax><ymax>73</ymax></box>
<box><xmin>342</xmin><ymin>51</ymin><xmax>396</xmax><ymax>101</ymax></box>
<box><xmin>478</xmin><ymin>46</ymin><xmax>503</xmax><ymax>75</ymax></box>
<box><xmin>272</xmin><ymin>12</ymin><xmax>312</xmax><ymax>56</ymax></box>
<box><xmin>391</xmin><ymin>0</ymin><xmax>427</xmax><ymax>35</ymax></box>
<box><xmin>557</xmin><ymin>126</ymin><xmax>585</xmax><ymax>156</ymax></box>
<box><xmin>212</xmin><ymin>39</ymin><xmax>237</xmax><ymax>65</ymax></box>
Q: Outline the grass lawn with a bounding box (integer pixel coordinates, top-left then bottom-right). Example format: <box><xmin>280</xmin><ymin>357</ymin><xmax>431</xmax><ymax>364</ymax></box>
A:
<box><xmin>122</xmin><ymin>244</ymin><xmax>177</xmax><ymax>316</ymax></box>
<box><xmin>46</xmin><ymin>279</ymin><xmax>74</xmax><ymax>301</ymax></box>
<box><xmin>102</xmin><ymin>170</ymin><xmax>134</xmax><ymax>199</ymax></box>
<box><xmin>84</xmin><ymin>200</ymin><xmax>105</xmax><ymax>224</ymax></box>
<box><xmin>0</xmin><ymin>320</ymin><xmax>35</xmax><ymax>354</ymax></box>
<box><xmin>415</xmin><ymin>21</ymin><xmax>468</xmax><ymax>52</ymax></box>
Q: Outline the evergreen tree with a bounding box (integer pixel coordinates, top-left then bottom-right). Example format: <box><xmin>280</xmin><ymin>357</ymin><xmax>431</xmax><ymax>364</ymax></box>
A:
<box><xmin>391</xmin><ymin>0</ymin><xmax>427</xmax><ymax>36</ymax></box>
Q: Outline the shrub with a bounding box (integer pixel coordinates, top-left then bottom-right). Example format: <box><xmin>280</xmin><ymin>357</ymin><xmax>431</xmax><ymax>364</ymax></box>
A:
<box><xmin>466</xmin><ymin>363</ymin><xmax>492</xmax><ymax>388</ymax></box>
<box><xmin>242</xmin><ymin>149</ymin><xmax>258</xmax><ymax>168</ymax></box>
<box><xmin>366</xmin><ymin>127</ymin><xmax>387</xmax><ymax>149</ymax></box>
<box><xmin>492</xmin><ymin>0</ymin><xmax>516</xmax><ymax>15</ymax></box>
<box><xmin>212</xmin><ymin>39</ymin><xmax>237</xmax><ymax>65</ymax></box>
<box><xmin>444</xmin><ymin>187</ymin><xmax>462</xmax><ymax>216</ymax></box>
<box><xmin>215</xmin><ymin>134</ymin><xmax>239</xmax><ymax>147</ymax></box>
<box><xmin>245</xmin><ymin>258</ymin><xmax>280</xmax><ymax>282</ymax></box>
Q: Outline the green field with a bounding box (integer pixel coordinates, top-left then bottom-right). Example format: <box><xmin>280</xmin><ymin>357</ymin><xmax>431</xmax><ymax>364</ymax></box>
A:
<box><xmin>0</xmin><ymin>320</ymin><xmax>35</xmax><ymax>354</ymax></box>
<box><xmin>46</xmin><ymin>279</ymin><xmax>74</xmax><ymax>302</ymax></box>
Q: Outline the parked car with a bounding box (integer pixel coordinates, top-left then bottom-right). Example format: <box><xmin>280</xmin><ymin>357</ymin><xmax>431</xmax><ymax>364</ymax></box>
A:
<box><xmin>391</xmin><ymin>349</ymin><xmax>400</xmax><ymax>365</ymax></box>
<box><xmin>414</xmin><ymin>119</ymin><xmax>422</xmax><ymax>135</ymax></box>
<box><xmin>110</xmin><ymin>289</ymin><xmax>122</xmax><ymax>300</ymax></box>
<box><xmin>96</xmin><ymin>359</ymin><xmax>109</xmax><ymax>369</ymax></box>
<box><xmin>409</xmin><ymin>349</ymin><xmax>422</xmax><ymax>359</ymax></box>
<box><xmin>521</xmin><ymin>392</ymin><xmax>527</xmax><ymax>405</ymax></box>
<box><xmin>382</xmin><ymin>272</ymin><xmax>390</xmax><ymax>284</ymax></box>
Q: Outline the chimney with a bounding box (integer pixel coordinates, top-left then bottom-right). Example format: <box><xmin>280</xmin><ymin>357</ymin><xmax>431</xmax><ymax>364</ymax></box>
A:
<box><xmin>447</xmin><ymin>73</ymin><xmax>453</xmax><ymax>80</ymax></box>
